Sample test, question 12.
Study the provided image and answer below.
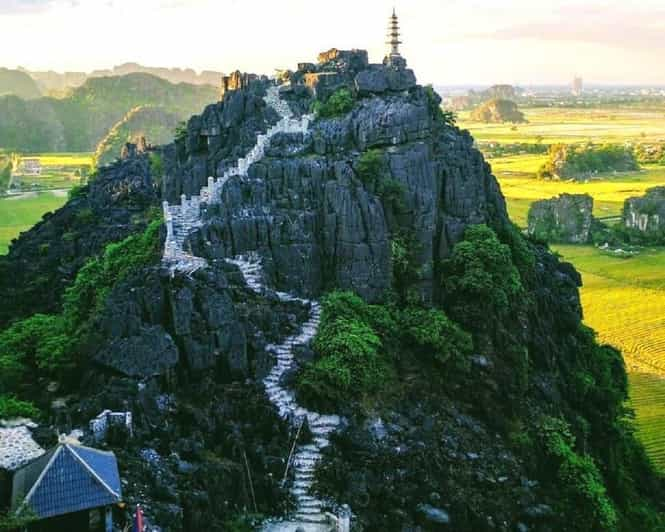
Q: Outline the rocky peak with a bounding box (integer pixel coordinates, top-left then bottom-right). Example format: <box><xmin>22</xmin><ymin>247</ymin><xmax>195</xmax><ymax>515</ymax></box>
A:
<box><xmin>623</xmin><ymin>185</ymin><xmax>665</xmax><ymax>233</ymax></box>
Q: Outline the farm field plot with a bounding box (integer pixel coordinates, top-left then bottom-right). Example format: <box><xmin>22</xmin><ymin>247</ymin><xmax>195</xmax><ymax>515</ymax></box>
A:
<box><xmin>11</xmin><ymin>152</ymin><xmax>93</xmax><ymax>191</ymax></box>
<box><xmin>0</xmin><ymin>191</ymin><xmax>67</xmax><ymax>254</ymax></box>
<box><xmin>490</xmin><ymin>163</ymin><xmax>665</xmax><ymax>227</ymax></box>
<box><xmin>553</xmin><ymin>244</ymin><xmax>665</xmax><ymax>471</ymax></box>
<box><xmin>458</xmin><ymin>105</ymin><xmax>665</xmax><ymax>145</ymax></box>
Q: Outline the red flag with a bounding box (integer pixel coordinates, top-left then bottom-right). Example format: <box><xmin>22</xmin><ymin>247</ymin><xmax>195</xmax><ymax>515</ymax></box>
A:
<box><xmin>133</xmin><ymin>504</ymin><xmax>144</xmax><ymax>532</ymax></box>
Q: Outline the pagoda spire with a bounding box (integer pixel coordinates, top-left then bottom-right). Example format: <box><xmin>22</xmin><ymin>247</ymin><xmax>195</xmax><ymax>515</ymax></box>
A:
<box><xmin>386</xmin><ymin>8</ymin><xmax>402</xmax><ymax>58</ymax></box>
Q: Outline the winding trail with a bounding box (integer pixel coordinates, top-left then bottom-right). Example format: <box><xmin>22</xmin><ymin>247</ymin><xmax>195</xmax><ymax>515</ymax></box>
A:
<box><xmin>161</xmin><ymin>84</ymin><xmax>345</xmax><ymax>531</ymax></box>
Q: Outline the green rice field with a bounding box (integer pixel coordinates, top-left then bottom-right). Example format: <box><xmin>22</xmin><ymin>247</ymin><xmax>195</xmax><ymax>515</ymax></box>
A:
<box><xmin>553</xmin><ymin>244</ymin><xmax>665</xmax><ymax>471</ymax></box>
<box><xmin>0</xmin><ymin>191</ymin><xmax>68</xmax><ymax>255</ymax></box>
<box><xmin>459</xmin><ymin>104</ymin><xmax>665</xmax><ymax>472</ymax></box>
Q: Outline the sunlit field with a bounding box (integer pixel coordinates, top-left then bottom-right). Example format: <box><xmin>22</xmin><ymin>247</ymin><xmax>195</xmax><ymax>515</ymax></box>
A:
<box><xmin>461</xmin><ymin>103</ymin><xmax>665</xmax><ymax>473</ymax></box>
<box><xmin>493</xmin><ymin>164</ymin><xmax>665</xmax><ymax>227</ymax></box>
<box><xmin>458</xmin><ymin>106</ymin><xmax>665</xmax><ymax>145</ymax></box>
<box><xmin>11</xmin><ymin>152</ymin><xmax>93</xmax><ymax>190</ymax></box>
<box><xmin>0</xmin><ymin>191</ymin><xmax>67</xmax><ymax>254</ymax></box>
<box><xmin>554</xmin><ymin>245</ymin><xmax>665</xmax><ymax>471</ymax></box>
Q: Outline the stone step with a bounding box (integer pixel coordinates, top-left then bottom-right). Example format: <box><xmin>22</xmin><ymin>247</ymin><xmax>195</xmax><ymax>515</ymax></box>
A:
<box><xmin>294</xmin><ymin>513</ymin><xmax>329</xmax><ymax>524</ymax></box>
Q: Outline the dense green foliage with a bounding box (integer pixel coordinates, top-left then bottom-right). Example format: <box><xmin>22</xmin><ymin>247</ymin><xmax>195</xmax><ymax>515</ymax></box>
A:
<box><xmin>297</xmin><ymin>291</ymin><xmax>472</xmax><ymax>409</ymax></box>
<box><xmin>398</xmin><ymin>306</ymin><xmax>472</xmax><ymax>371</ymax></box>
<box><xmin>537</xmin><ymin>416</ymin><xmax>618</xmax><ymax>530</ymax></box>
<box><xmin>538</xmin><ymin>143</ymin><xmax>639</xmax><ymax>179</ymax></box>
<box><xmin>0</xmin><ymin>314</ymin><xmax>74</xmax><ymax>392</ymax></box>
<box><xmin>0</xmin><ymin>214</ymin><xmax>162</xmax><ymax>414</ymax></box>
<box><xmin>0</xmin><ymin>73</ymin><xmax>216</xmax><ymax>152</ymax></box>
<box><xmin>297</xmin><ymin>292</ymin><xmax>392</xmax><ymax>408</ymax></box>
<box><xmin>63</xmin><ymin>216</ymin><xmax>163</xmax><ymax>330</ymax></box>
<box><xmin>0</xmin><ymin>395</ymin><xmax>40</xmax><ymax>419</ymax></box>
<box><xmin>471</xmin><ymin>98</ymin><xmax>526</xmax><ymax>124</ymax></box>
<box><xmin>442</xmin><ymin>224</ymin><xmax>523</xmax><ymax>325</ymax></box>
<box><xmin>312</xmin><ymin>88</ymin><xmax>355</xmax><ymax>118</ymax></box>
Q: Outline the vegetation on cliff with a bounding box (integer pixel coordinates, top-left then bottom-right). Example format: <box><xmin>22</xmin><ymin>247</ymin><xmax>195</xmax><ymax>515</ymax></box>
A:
<box><xmin>0</xmin><ymin>214</ymin><xmax>162</xmax><ymax>415</ymax></box>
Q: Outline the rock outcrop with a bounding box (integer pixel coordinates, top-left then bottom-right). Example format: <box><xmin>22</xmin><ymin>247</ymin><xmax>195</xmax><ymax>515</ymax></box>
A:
<box><xmin>527</xmin><ymin>193</ymin><xmax>594</xmax><ymax>243</ymax></box>
<box><xmin>623</xmin><ymin>186</ymin><xmax>665</xmax><ymax>234</ymax></box>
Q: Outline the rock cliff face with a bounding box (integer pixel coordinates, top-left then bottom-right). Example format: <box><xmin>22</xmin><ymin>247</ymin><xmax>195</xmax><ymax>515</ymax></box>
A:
<box><xmin>527</xmin><ymin>193</ymin><xmax>594</xmax><ymax>244</ymax></box>
<box><xmin>3</xmin><ymin>48</ymin><xmax>661</xmax><ymax>531</ymax></box>
<box><xmin>623</xmin><ymin>186</ymin><xmax>665</xmax><ymax>234</ymax></box>
<box><xmin>164</xmin><ymin>49</ymin><xmax>507</xmax><ymax>302</ymax></box>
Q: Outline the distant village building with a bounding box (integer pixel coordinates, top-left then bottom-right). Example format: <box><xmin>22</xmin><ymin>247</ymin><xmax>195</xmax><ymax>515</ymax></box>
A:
<box><xmin>572</xmin><ymin>76</ymin><xmax>584</xmax><ymax>96</ymax></box>
<box><xmin>16</xmin><ymin>158</ymin><xmax>42</xmax><ymax>176</ymax></box>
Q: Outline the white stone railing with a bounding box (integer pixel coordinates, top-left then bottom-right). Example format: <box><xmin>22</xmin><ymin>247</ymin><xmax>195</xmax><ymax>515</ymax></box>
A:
<box><xmin>161</xmin><ymin>84</ymin><xmax>313</xmax><ymax>276</ymax></box>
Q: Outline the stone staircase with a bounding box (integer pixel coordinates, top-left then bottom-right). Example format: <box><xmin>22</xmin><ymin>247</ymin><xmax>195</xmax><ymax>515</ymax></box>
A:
<box><xmin>162</xmin><ymin>84</ymin><xmax>313</xmax><ymax>275</ymax></box>
<box><xmin>160</xmin><ymin>83</ymin><xmax>348</xmax><ymax>530</ymax></box>
<box><xmin>229</xmin><ymin>256</ymin><xmax>345</xmax><ymax>532</ymax></box>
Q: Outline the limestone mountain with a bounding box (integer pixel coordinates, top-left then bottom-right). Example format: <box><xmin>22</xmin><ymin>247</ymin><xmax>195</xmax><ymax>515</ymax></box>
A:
<box><xmin>0</xmin><ymin>73</ymin><xmax>216</xmax><ymax>152</ymax></box>
<box><xmin>94</xmin><ymin>105</ymin><xmax>181</xmax><ymax>166</ymax></box>
<box><xmin>0</xmin><ymin>47</ymin><xmax>663</xmax><ymax>532</ymax></box>
<box><xmin>0</xmin><ymin>67</ymin><xmax>42</xmax><ymax>99</ymax></box>
<box><xmin>471</xmin><ymin>98</ymin><xmax>527</xmax><ymax>123</ymax></box>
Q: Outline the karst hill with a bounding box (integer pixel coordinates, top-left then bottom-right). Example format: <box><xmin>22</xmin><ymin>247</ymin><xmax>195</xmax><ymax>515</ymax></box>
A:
<box><xmin>0</xmin><ymin>41</ymin><xmax>663</xmax><ymax>532</ymax></box>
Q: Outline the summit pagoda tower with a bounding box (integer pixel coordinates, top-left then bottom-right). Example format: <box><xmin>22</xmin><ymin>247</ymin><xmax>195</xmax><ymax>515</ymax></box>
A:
<box><xmin>384</xmin><ymin>8</ymin><xmax>407</xmax><ymax>68</ymax></box>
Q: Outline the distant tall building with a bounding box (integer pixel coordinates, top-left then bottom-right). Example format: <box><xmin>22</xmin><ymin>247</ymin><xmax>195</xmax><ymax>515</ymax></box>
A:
<box><xmin>572</xmin><ymin>76</ymin><xmax>583</xmax><ymax>96</ymax></box>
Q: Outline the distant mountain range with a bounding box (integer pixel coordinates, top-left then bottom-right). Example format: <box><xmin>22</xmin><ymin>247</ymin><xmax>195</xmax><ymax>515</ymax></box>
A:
<box><xmin>0</xmin><ymin>72</ymin><xmax>218</xmax><ymax>154</ymax></box>
<box><xmin>0</xmin><ymin>68</ymin><xmax>42</xmax><ymax>100</ymax></box>
<box><xmin>0</xmin><ymin>63</ymin><xmax>223</xmax><ymax>98</ymax></box>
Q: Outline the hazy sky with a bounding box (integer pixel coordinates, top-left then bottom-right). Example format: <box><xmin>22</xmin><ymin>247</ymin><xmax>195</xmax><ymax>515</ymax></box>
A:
<box><xmin>1</xmin><ymin>0</ymin><xmax>664</xmax><ymax>85</ymax></box>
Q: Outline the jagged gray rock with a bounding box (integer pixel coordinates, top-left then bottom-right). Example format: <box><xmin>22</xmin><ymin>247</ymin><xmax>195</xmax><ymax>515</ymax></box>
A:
<box><xmin>623</xmin><ymin>186</ymin><xmax>665</xmax><ymax>233</ymax></box>
<box><xmin>527</xmin><ymin>193</ymin><xmax>594</xmax><ymax>243</ymax></box>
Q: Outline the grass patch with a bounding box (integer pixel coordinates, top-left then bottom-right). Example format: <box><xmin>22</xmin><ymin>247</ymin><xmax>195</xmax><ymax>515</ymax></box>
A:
<box><xmin>0</xmin><ymin>192</ymin><xmax>67</xmax><ymax>254</ymax></box>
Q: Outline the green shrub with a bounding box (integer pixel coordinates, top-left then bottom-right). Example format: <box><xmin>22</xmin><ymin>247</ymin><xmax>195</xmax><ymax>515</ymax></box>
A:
<box><xmin>424</xmin><ymin>85</ymin><xmax>456</xmax><ymax>126</ymax></box>
<box><xmin>68</xmin><ymin>184</ymin><xmax>88</xmax><ymax>200</ymax></box>
<box><xmin>442</xmin><ymin>224</ymin><xmax>523</xmax><ymax>324</ymax></box>
<box><xmin>538</xmin><ymin>416</ymin><xmax>618</xmax><ymax>530</ymax></box>
<box><xmin>357</xmin><ymin>149</ymin><xmax>385</xmax><ymax>186</ymax></box>
<box><xmin>298</xmin><ymin>317</ymin><xmax>385</xmax><ymax>406</ymax></box>
<box><xmin>63</xmin><ymin>216</ymin><xmax>162</xmax><ymax>329</ymax></box>
<box><xmin>0</xmin><ymin>395</ymin><xmax>40</xmax><ymax>419</ymax></box>
<box><xmin>399</xmin><ymin>306</ymin><xmax>472</xmax><ymax>371</ymax></box>
<box><xmin>297</xmin><ymin>292</ymin><xmax>395</xmax><ymax>408</ymax></box>
<box><xmin>0</xmin><ymin>314</ymin><xmax>74</xmax><ymax>390</ymax></box>
<box><xmin>313</xmin><ymin>88</ymin><xmax>355</xmax><ymax>118</ymax></box>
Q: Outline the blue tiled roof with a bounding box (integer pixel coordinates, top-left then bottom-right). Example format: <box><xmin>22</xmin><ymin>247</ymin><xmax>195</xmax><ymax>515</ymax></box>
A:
<box><xmin>13</xmin><ymin>444</ymin><xmax>122</xmax><ymax>520</ymax></box>
<box><xmin>70</xmin><ymin>445</ymin><xmax>122</xmax><ymax>495</ymax></box>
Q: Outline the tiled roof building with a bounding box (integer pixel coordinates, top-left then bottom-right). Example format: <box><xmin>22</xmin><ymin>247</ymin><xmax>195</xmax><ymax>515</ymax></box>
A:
<box><xmin>11</xmin><ymin>442</ymin><xmax>121</xmax><ymax>531</ymax></box>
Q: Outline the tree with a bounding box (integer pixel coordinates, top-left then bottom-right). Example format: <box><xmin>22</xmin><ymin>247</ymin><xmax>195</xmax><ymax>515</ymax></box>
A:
<box><xmin>441</xmin><ymin>224</ymin><xmax>523</xmax><ymax>325</ymax></box>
